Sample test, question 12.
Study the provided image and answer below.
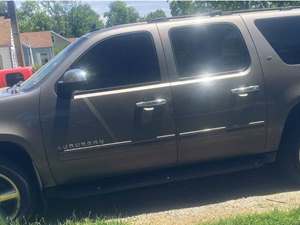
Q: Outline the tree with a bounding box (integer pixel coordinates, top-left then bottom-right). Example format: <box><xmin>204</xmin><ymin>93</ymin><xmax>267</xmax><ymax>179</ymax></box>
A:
<box><xmin>169</xmin><ymin>1</ymin><xmax>300</xmax><ymax>16</ymax></box>
<box><xmin>0</xmin><ymin>1</ymin><xmax>7</xmax><ymax>17</ymax></box>
<box><xmin>67</xmin><ymin>3</ymin><xmax>104</xmax><ymax>37</ymax></box>
<box><xmin>145</xmin><ymin>9</ymin><xmax>167</xmax><ymax>21</ymax></box>
<box><xmin>40</xmin><ymin>1</ymin><xmax>69</xmax><ymax>36</ymax></box>
<box><xmin>169</xmin><ymin>1</ymin><xmax>195</xmax><ymax>16</ymax></box>
<box><xmin>104</xmin><ymin>1</ymin><xmax>139</xmax><ymax>27</ymax></box>
<box><xmin>17</xmin><ymin>1</ymin><xmax>53</xmax><ymax>32</ymax></box>
<box><xmin>16</xmin><ymin>1</ymin><xmax>104</xmax><ymax>37</ymax></box>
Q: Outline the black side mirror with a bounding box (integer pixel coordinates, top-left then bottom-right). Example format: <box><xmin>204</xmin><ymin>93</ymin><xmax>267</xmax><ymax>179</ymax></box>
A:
<box><xmin>56</xmin><ymin>69</ymin><xmax>88</xmax><ymax>99</ymax></box>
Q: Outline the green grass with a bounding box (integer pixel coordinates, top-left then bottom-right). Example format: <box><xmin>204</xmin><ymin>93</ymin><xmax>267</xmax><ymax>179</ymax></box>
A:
<box><xmin>203</xmin><ymin>207</ymin><xmax>300</xmax><ymax>225</ymax></box>
<box><xmin>0</xmin><ymin>216</ymin><xmax>127</xmax><ymax>225</ymax></box>
<box><xmin>1</xmin><ymin>207</ymin><xmax>300</xmax><ymax>225</ymax></box>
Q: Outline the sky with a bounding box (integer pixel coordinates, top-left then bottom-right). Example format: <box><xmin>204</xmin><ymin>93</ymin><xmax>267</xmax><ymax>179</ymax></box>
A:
<box><xmin>16</xmin><ymin>1</ymin><xmax>171</xmax><ymax>17</ymax></box>
<box><xmin>87</xmin><ymin>1</ymin><xmax>171</xmax><ymax>17</ymax></box>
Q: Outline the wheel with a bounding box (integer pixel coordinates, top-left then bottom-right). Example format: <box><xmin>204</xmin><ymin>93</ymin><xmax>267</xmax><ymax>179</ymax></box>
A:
<box><xmin>0</xmin><ymin>158</ymin><xmax>36</xmax><ymax>220</ymax></box>
<box><xmin>278</xmin><ymin>127</ymin><xmax>300</xmax><ymax>184</ymax></box>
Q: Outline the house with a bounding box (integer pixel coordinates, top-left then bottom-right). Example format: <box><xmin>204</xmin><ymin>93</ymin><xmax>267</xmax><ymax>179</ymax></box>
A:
<box><xmin>0</xmin><ymin>15</ymin><xmax>73</xmax><ymax>68</ymax></box>
<box><xmin>21</xmin><ymin>31</ymin><xmax>71</xmax><ymax>66</ymax></box>
<box><xmin>0</xmin><ymin>17</ymin><xmax>18</xmax><ymax>69</ymax></box>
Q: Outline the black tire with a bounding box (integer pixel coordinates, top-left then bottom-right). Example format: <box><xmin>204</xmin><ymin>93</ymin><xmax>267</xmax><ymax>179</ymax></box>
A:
<box><xmin>278</xmin><ymin>126</ymin><xmax>300</xmax><ymax>184</ymax></box>
<box><xmin>0</xmin><ymin>158</ymin><xmax>37</xmax><ymax>220</ymax></box>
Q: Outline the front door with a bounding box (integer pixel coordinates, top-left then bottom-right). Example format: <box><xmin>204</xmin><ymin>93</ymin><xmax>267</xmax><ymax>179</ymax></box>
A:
<box><xmin>41</xmin><ymin>28</ymin><xmax>177</xmax><ymax>184</ymax></box>
<box><xmin>158</xmin><ymin>17</ymin><xmax>267</xmax><ymax>164</ymax></box>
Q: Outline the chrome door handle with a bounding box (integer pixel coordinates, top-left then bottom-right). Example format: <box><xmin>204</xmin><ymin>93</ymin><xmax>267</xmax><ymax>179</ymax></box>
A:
<box><xmin>136</xmin><ymin>98</ymin><xmax>167</xmax><ymax>108</ymax></box>
<box><xmin>231</xmin><ymin>85</ymin><xmax>260</xmax><ymax>95</ymax></box>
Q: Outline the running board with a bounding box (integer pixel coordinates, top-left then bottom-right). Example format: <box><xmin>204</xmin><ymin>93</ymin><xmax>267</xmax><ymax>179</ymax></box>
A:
<box><xmin>45</xmin><ymin>152</ymin><xmax>276</xmax><ymax>199</ymax></box>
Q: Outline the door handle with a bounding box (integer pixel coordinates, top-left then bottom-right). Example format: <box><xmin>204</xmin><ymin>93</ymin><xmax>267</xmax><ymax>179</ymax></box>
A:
<box><xmin>231</xmin><ymin>85</ymin><xmax>260</xmax><ymax>96</ymax></box>
<box><xmin>136</xmin><ymin>98</ymin><xmax>167</xmax><ymax>108</ymax></box>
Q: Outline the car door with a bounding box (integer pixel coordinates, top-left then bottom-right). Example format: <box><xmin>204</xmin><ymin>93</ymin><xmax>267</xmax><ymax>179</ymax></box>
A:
<box><xmin>40</xmin><ymin>26</ymin><xmax>177</xmax><ymax>185</ymax></box>
<box><xmin>158</xmin><ymin>16</ymin><xmax>267</xmax><ymax>164</ymax></box>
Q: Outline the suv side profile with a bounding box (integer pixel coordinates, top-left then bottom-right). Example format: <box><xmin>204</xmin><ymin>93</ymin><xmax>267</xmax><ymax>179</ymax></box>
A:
<box><xmin>1</xmin><ymin>7</ymin><xmax>300</xmax><ymax>219</ymax></box>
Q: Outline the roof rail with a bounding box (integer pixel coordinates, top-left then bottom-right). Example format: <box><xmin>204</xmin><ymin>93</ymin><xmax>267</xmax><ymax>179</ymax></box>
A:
<box><xmin>147</xmin><ymin>6</ymin><xmax>300</xmax><ymax>23</ymax></box>
<box><xmin>222</xmin><ymin>5</ymin><xmax>300</xmax><ymax>15</ymax></box>
<box><xmin>147</xmin><ymin>10</ymin><xmax>222</xmax><ymax>23</ymax></box>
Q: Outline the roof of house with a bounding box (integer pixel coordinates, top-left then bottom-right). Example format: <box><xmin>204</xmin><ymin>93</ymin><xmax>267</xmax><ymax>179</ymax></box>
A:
<box><xmin>0</xmin><ymin>17</ymin><xmax>12</xmax><ymax>47</ymax></box>
<box><xmin>20</xmin><ymin>31</ymin><xmax>53</xmax><ymax>48</ymax></box>
<box><xmin>67</xmin><ymin>37</ymin><xmax>77</xmax><ymax>43</ymax></box>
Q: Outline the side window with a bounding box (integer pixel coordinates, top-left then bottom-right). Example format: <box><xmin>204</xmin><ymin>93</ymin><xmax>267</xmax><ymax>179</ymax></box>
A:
<box><xmin>72</xmin><ymin>32</ymin><xmax>161</xmax><ymax>90</ymax></box>
<box><xmin>255</xmin><ymin>16</ymin><xmax>300</xmax><ymax>65</ymax></box>
<box><xmin>169</xmin><ymin>23</ymin><xmax>250</xmax><ymax>78</ymax></box>
<box><xmin>5</xmin><ymin>73</ymin><xmax>24</xmax><ymax>87</ymax></box>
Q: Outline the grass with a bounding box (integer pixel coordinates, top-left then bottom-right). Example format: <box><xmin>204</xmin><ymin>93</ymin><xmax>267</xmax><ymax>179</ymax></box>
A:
<box><xmin>203</xmin><ymin>207</ymin><xmax>300</xmax><ymax>225</ymax></box>
<box><xmin>1</xmin><ymin>207</ymin><xmax>300</xmax><ymax>225</ymax></box>
<box><xmin>0</xmin><ymin>216</ymin><xmax>128</xmax><ymax>225</ymax></box>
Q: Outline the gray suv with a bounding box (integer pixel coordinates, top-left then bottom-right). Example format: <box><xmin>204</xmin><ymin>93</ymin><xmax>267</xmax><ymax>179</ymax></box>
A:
<box><xmin>1</xmin><ymin>7</ymin><xmax>300</xmax><ymax>219</ymax></box>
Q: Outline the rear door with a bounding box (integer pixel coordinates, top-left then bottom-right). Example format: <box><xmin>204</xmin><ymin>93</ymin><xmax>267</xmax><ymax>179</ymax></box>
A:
<box><xmin>158</xmin><ymin>16</ymin><xmax>267</xmax><ymax>164</ymax></box>
<box><xmin>242</xmin><ymin>13</ymin><xmax>300</xmax><ymax>152</ymax></box>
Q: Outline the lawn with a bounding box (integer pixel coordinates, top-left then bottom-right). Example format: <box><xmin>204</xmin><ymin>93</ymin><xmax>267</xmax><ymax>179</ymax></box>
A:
<box><xmin>203</xmin><ymin>207</ymin><xmax>300</xmax><ymax>225</ymax></box>
<box><xmin>2</xmin><ymin>207</ymin><xmax>300</xmax><ymax>225</ymax></box>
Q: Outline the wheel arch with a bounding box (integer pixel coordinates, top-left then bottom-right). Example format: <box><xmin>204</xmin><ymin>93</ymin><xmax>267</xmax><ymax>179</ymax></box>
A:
<box><xmin>0</xmin><ymin>137</ymin><xmax>43</xmax><ymax>191</ymax></box>
<box><xmin>280</xmin><ymin>101</ymin><xmax>300</xmax><ymax>150</ymax></box>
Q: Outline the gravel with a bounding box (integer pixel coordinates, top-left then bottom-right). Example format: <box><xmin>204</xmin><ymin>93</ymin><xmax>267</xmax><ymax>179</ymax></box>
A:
<box><xmin>125</xmin><ymin>190</ymin><xmax>300</xmax><ymax>225</ymax></box>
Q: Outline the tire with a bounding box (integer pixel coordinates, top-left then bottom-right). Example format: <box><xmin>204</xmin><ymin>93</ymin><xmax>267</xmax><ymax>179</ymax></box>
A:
<box><xmin>278</xmin><ymin>126</ymin><xmax>300</xmax><ymax>184</ymax></box>
<box><xmin>0</xmin><ymin>158</ymin><xmax>37</xmax><ymax>220</ymax></box>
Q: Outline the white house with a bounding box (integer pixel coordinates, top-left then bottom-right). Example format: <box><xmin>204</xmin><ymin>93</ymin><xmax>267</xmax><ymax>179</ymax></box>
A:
<box><xmin>0</xmin><ymin>17</ymin><xmax>17</xmax><ymax>69</ymax></box>
<box><xmin>21</xmin><ymin>31</ymin><xmax>72</xmax><ymax>67</ymax></box>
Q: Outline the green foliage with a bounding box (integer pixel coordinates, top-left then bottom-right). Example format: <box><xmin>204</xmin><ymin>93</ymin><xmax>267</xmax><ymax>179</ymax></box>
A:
<box><xmin>169</xmin><ymin>1</ymin><xmax>300</xmax><ymax>16</ymax></box>
<box><xmin>17</xmin><ymin>1</ymin><xmax>104</xmax><ymax>37</ymax></box>
<box><xmin>67</xmin><ymin>3</ymin><xmax>104</xmax><ymax>37</ymax></box>
<box><xmin>104</xmin><ymin>1</ymin><xmax>139</xmax><ymax>27</ymax></box>
<box><xmin>202</xmin><ymin>208</ymin><xmax>300</xmax><ymax>225</ymax></box>
<box><xmin>169</xmin><ymin>1</ymin><xmax>195</xmax><ymax>16</ymax></box>
<box><xmin>145</xmin><ymin>9</ymin><xmax>167</xmax><ymax>21</ymax></box>
<box><xmin>0</xmin><ymin>214</ymin><xmax>127</xmax><ymax>225</ymax></box>
<box><xmin>0</xmin><ymin>1</ymin><xmax>7</xmax><ymax>17</ymax></box>
<box><xmin>18</xmin><ymin>2</ymin><xmax>53</xmax><ymax>32</ymax></box>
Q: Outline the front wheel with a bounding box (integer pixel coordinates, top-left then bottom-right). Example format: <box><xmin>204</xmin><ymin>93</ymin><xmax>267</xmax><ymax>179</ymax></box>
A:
<box><xmin>0</xmin><ymin>159</ymin><xmax>37</xmax><ymax>220</ymax></box>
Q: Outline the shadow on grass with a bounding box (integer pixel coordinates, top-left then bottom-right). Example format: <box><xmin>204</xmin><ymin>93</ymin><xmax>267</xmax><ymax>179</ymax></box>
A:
<box><xmin>44</xmin><ymin>164</ymin><xmax>299</xmax><ymax>223</ymax></box>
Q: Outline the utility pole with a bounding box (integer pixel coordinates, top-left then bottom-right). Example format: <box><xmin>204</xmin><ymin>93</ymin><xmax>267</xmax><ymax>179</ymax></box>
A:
<box><xmin>7</xmin><ymin>1</ymin><xmax>24</xmax><ymax>67</ymax></box>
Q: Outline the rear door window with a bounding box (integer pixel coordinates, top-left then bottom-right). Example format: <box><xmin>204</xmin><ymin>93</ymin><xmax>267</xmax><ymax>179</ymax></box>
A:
<box><xmin>169</xmin><ymin>23</ymin><xmax>250</xmax><ymax>78</ymax></box>
<box><xmin>255</xmin><ymin>16</ymin><xmax>300</xmax><ymax>65</ymax></box>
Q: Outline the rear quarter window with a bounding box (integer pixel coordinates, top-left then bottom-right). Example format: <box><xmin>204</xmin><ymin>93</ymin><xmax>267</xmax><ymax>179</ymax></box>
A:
<box><xmin>255</xmin><ymin>16</ymin><xmax>300</xmax><ymax>65</ymax></box>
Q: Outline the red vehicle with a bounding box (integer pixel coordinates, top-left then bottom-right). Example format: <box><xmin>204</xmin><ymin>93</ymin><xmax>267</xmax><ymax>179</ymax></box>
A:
<box><xmin>0</xmin><ymin>67</ymin><xmax>33</xmax><ymax>88</ymax></box>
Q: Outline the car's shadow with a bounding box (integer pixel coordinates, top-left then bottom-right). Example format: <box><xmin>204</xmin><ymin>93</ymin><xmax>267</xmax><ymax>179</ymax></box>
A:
<box><xmin>45</xmin><ymin>165</ymin><xmax>299</xmax><ymax>222</ymax></box>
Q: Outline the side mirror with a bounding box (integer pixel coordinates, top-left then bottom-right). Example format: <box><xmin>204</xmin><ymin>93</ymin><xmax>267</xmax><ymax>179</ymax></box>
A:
<box><xmin>56</xmin><ymin>69</ymin><xmax>88</xmax><ymax>99</ymax></box>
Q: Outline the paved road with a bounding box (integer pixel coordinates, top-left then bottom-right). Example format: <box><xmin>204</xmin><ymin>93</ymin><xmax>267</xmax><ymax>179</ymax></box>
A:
<box><xmin>46</xmin><ymin>165</ymin><xmax>300</xmax><ymax>223</ymax></box>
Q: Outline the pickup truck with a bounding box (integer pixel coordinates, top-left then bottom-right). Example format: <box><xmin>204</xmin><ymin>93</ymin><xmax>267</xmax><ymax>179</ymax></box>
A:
<box><xmin>0</xmin><ymin>67</ymin><xmax>32</xmax><ymax>88</ymax></box>
<box><xmin>0</xmin><ymin>7</ymin><xmax>300</xmax><ymax>219</ymax></box>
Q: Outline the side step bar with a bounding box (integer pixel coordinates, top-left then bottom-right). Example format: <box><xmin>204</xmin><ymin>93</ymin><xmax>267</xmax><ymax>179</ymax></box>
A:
<box><xmin>45</xmin><ymin>152</ymin><xmax>276</xmax><ymax>199</ymax></box>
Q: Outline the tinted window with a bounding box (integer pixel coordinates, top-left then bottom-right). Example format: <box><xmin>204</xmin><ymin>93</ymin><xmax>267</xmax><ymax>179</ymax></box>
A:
<box><xmin>255</xmin><ymin>16</ymin><xmax>300</xmax><ymax>65</ymax></box>
<box><xmin>72</xmin><ymin>32</ymin><xmax>160</xmax><ymax>90</ymax></box>
<box><xmin>170</xmin><ymin>23</ymin><xmax>250</xmax><ymax>78</ymax></box>
<box><xmin>6</xmin><ymin>73</ymin><xmax>24</xmax><ymax>87</ymax></box>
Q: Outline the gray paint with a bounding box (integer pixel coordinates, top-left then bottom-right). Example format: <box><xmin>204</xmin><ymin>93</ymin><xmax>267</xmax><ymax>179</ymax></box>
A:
<box><xmin>0</xmin><ymin>9</ymin><xmax>299</xmax><ymax>190</ymax></box>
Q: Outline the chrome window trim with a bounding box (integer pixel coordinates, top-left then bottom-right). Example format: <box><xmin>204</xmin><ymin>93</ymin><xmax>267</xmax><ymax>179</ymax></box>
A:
<box><xmin>74</xmin><ymin>69</ymin><xmax>249</xmax><ymax>99</ymax></box>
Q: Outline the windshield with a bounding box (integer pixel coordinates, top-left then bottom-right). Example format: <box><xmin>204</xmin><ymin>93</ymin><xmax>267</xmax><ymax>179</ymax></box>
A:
<box><xmin>19</xmin><ymin>37</ymin><xmax>87</xmax><ymax>92</ymax></box>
